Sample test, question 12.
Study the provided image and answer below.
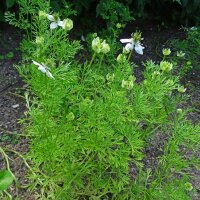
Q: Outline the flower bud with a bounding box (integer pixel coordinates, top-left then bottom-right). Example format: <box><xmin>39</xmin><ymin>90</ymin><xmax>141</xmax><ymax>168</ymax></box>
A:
<box><xmin>160</xmin><ymin>61</ymin><xmax>173</xmax><ymax>72</ymax></box>
<box><xmin>177</xmin><ymin>85</ymin><xmax>186</xmax><ymax>93</ymax></box>
<box><xmin>152</xmin><ymin>71</ymin><xmax>160</xmax><ymax>78</ymax></box>
<box><xmin>106</xmin><ymin>73</ymin><xmax>115</xmax><ymax>82</ymax></box>
<box><xmin>62</xmin><ymin>18</ymin><xmax>73</xmax><ymax>31</ymax></box>
<box><xmin>162</xmin><ymin>48</ymin><xmax>171</xmax><ymax>56</ymax></box>
<box><xmin>92</xmin><ymin>37</ymin><xmax>102</xmax><ymax>53</ymax></box>
<box><xmin>117</xmin><ymin>54</ymin><xmax>126</xmax><ymax>63</ymax></box>
<box><xmin>39</xmin><ymin>11</ymin><xmax>47</xmax><ymax>19</ymax></box>
<box><xmin>101</xmin><ymin>40</ymin><xmax>110</xmax><ymax>54</ymax></box>
<box><xmin>36</xmin><ymin>36</ymin><xmax>44</xmax><ymax>44</ymax></box>
<box><xmin>116</xmin><ymin>23</ymin><xmax>122</xmax><ymax>29</ymax></box>
<box><xmin>66</xmin><ymin>112</ymin><xmax>75</xmax><ymax>121</ymax></box>
<box><xmin>93</xmin><ymin>33</ymin><xmax>97</xmax><ymax>38</ymax></box>
<box><xmin>121</xmin><ymin>75</ymin><xmax>135</xmax><ymax>90</ymax></box>
<box><xmin>177</xmin><ymin>108</ymin><xmax>183</xmax><ymax>114</ymax></box>
<box><xmin>166</xmin><ymin>79</ymin><xmax>174</xmax><ymax>86</ymax></box>
<box><xmin>184</xmin><ymin>182</ymin><xmax>193</xmax><ymax>191</ymax></box>
<box><xmin>121</xmin><ymin>79</ymin><xmax>127</xmax><ymax>88</ymax></box>
<box><xmin>132</xmin><ymin>31</ymin><xmax>142</xmax><ymax>43</ymax></box>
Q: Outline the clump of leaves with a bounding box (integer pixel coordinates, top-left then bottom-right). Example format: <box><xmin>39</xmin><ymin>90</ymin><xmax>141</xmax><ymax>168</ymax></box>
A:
<box><xmin>169</xmin><ymin>26</ymin><xmax>200</xmax><ymax>77</ymax></box>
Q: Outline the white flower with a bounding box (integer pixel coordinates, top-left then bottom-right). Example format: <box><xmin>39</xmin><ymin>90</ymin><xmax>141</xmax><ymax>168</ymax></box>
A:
<box><xmin>47</xmin><ymin>14</ymin><xmax>63</xmax><ymax>30</ymax></box>
<box><xmin>120</xmin><ymin>38</ymin><xmax>144</xmax><ymax>55</ymax></box>
<box><xmin>32</xmin><ymin>60</ymin><xmax>55</xmax><ymax>79</ymax></box>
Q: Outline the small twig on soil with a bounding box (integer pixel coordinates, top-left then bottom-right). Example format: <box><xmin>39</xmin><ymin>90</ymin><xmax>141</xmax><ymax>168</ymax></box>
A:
<box><xmin>4</xmin><ymin>148</ymin><xmax>45</xmax><ymax>185</ymax></box>
<box><xmin>8</xmin><ymin>92</ymin><xmax>26</xmax><ymax>100</ymax></box>
<box><xmin>0</xmin><ymin>127</ymin><xmax>26</xmax><ymax>137</ymax></box>
<box><xmin>0</xmin><ymin>146</ymin><xmax>17</xmax><ymax>182</ymax></box>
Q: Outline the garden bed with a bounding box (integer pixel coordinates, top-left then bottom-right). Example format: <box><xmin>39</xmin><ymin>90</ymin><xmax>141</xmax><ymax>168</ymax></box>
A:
<box><xmin>0</xmin><ymin>19</ymin><xmax>199</xmax><ymax>199</ymax></box>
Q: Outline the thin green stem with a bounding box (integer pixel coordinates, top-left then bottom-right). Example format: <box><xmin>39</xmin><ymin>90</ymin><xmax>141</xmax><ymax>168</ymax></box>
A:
<box><xmin>88</xmin><ymin>53</ymin><xmax>96</xmax><ymax>70</ymax></box>
<box><xmin>3</xmin><ymin>190</ymin><xmax>12</xmax><ymax>200</ymax></box>
<box><xmin>127</xmin><ymin>50</ymin><xmax>133</xmax><ymax>62</ymax></box>
<box><xmin>5</xmin><ymin>148</ymin><xmax>45</xmax><ymax>185</ymax></box>
<box><xmin>98</xmin><ymin>54</ymin><xmax>104</xmax><ymax>71</ymax></box>
<box><xmin>0</xmin><ymin>147</ymin><xmax>16</xmax><ymax>182</ymax></box>
<box><xmin>81</xmin><ymin>53</ymin><xmax>96</xmax><ymax>82</ymax></box>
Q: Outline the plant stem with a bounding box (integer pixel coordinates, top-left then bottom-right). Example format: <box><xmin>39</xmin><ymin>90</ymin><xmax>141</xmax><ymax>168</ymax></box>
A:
<box><xmin>0</xmin><ymin>147</ymin><xmax>16</xmax><ymax>181</ymax></box>
<box><xmin>99</xmin><ymin>54</ymin><xmax>104</xmax><ymax>71</ymax></box>
<box><xmin>81</xmin><ymin>53</ymin><xmax>96</xmax><ymax>81</ymax></box>
<box><xmin>127</xmin><ymin>50</ymin><xmax>133</xmax><ymax>62</ymax></box>
<box><xmin>88</xmin><ymin>53</ymin><xmax>96</xmax><ymax>71</ymax></box>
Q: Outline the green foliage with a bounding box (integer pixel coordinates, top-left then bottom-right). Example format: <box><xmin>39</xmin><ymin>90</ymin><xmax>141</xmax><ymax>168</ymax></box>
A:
<box><xmin>96</xmin><ymin>0</ymin><xmax>133</xmax><ymax>29</ymax></box>
<box><xmin>6</xmin><ymin>1</ymin><xmax>200</xmax><ymax>199</ymax></box>
<box><xmin>6</xmin><ymin>0</ymin><xmax>15</xmax><ymax>8</ymax></box>
<box><xmin>0</xmin><ymin>0</ymin><xmax>16</xmax><ymax>21</ymax></box>
<box><xmin>170</xmin><ymin>26</ymin><xmax>200</xmax><ymax>77</ymax></box>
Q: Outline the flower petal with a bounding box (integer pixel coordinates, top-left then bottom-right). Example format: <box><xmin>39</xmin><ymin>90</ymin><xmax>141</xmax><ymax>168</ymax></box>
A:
<box><xmin>120</xmin><ymin>38</ymin><xmax>133</xmax><ymax>43</ymax></box>
<box><xmin>125</xmin><ymin>43</ymin><xmax>134</xmax><ymax>51</ymax></box>
<box><xmin>57</xmin><ymin>20</ymin><xmax>64</xmax><ymax>27</ymax></box>
<box><xmin>47</xmin><ymin>14</ymin><xmax>55</xmax><ymax>21</ymax></box>
<box><xmin>50</xmin><ymin>22</ymin><xmax>58</xmax><ymax>30</ymax></box>
<box><xmin>46</xmin><ymin>71</ymin><xmax>55</xmax><ymax>79</ymax></box>
<box><xmin>38</xmin><ymin>65</ymin><xmax>47</xmax><ymax>74</ymax></box>
<box><xmin>135</xmin><ymin>43</ymin><xmax>144</xmax><ymax>55</ymax></box>
<box><xmin>41</xmin><ymin>63</ymin><xmax>50</xmax><ymax>70</ymax></box>
<box><xmin>32</xmin><ymin>60</ymin><xmax>41</xmax><ymax>67</ymax></box>
<box><xmin>81</xmin><ymin>35</ymin><xmax>85</xmax><ymax>41</ymax></box>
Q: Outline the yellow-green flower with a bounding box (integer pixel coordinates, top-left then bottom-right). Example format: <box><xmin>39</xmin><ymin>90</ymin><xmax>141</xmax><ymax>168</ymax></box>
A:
<box><xmin>121</xmin><ymin>75</ymin><xmax>136</xmax><ymax>90</ymax></box>
<box><xmin>184</xmin><ymin>182</ymin><xmax>193</xmax><ymax>191</ymax></box>
<box><xmin>162</xmin><ymin>48</ymin><xmax>171</xmax><ymax>56</ymax></box>
<box><xmin>177</xmin><ymin>85</ymin><xmax>186</xmax><ymax>93</ymax></box>
<box><xmin>106</xmin><ymin>73</ymin><xmax>115</xmax><ymax>82</ymax></box>
<box><xmin>160</xmin><ymin>61</ymin><xmax>173</xmax><ymax>72</ymax></box>
<box><xmin>116</xmin><ymin>23</ymin><xmax>122</xmax><ymax>29</ymax></box>
<box><xmin>152</xmin><ymin>71</ymin><xmax>160</xmax><ymax>78</ymax></box>
<box><xmin>38</xmin><ymin>11</ymin><xmax>47</xmax><ymax>19</ymax></box>
<box><xmin>117</xmin><ymin>54</ymin><xmax>126</xmax><ymax>63</ymax></box>
<box><xmin>36</xmin><ymin>36</ymin><xmax>44</xmax><ymax>44</ymax></box>
<box><xmin>92</xmin><ymin>37</ymin><xmax>102</xmax><ymax>53</ymax></box>
<box><xmin>66</xmin><ymin>112</ymin><xmax>75</xmax><ymax>121</ymax></box>
<box><xmin>92</xmin><ymin>37</ymin><xmax>110</xmax><ymax>54</ymax></box>
<box><xmin>132</xmin><ymin>31</ymin><xmax>142</xmax><ymax>43</ymax></box>
<box><xmin>166</xmin><ymin>79</ymin><xmax>174</xmax><ymax>86</ymax></box>
<box><xmin>101</xmin><ymin>40</ymin><xmax>110</xmax><ymax>54</ymax></box>
<box><xmin>60</xmin><ymin>18</ymin><xmax>73</xmax><ymax>31</ymax></box>
<box><xmin>177</xmin><ymin>108</ymin><xmax>183</xmax><ymax>114</ymax></box>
